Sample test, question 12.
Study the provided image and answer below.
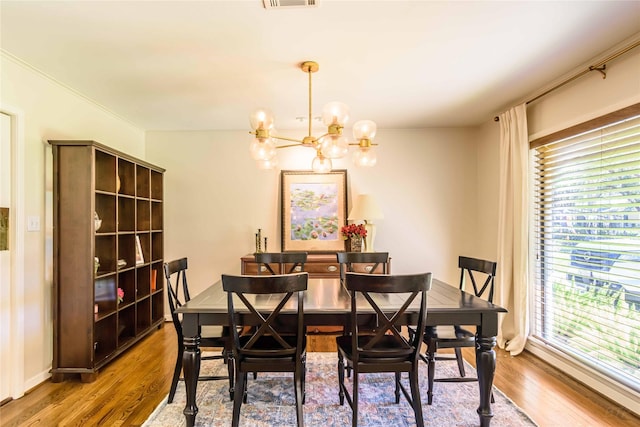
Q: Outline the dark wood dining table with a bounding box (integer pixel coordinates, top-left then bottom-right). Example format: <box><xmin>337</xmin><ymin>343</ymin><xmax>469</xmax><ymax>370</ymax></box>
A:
<box><xmin>176</xmin><ymin>276</ymin><xmax>507</xmax><ymax>427</ymax></box>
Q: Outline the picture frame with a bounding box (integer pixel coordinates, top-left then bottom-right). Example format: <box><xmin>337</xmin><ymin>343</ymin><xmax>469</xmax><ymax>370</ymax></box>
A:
<box><xmin>135</xmin><ymin>235</ymin><xmax>144</xmax><ymax>265</ymax></box>
<box><xmin>281</xmin><ymin>169</ymin><xmax>347</xmax><ymax>252</ymax></box>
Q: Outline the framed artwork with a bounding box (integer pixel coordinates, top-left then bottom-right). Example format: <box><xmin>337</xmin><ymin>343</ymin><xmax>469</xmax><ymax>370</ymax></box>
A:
<box><xmin>0</xmin><ymin>207</ymin><xmax>8</xmax><ymax>251</ymax></box>
<box><xmin>281</xmin><ymin>170</ymin><xmax>347</xmax><ymax>252</ymax></box>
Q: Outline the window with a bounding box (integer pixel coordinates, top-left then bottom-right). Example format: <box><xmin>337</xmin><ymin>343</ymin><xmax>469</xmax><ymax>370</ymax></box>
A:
<box><xmin>532</xmin><ymin>104</ymin><xmax>640</xmax><ymax>391</ymax></box>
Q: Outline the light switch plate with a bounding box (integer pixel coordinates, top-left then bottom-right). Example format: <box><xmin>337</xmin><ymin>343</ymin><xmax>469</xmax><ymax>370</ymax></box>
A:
<box><xmin>27</xmin><ymin>215</ymin><xmax>40</xmax><ymax>231</ymax></box>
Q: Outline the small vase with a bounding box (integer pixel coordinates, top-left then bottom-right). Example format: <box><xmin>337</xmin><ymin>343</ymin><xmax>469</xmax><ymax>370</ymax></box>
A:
<box><xmin>345</xmin><ymin>236</ymin><xmax>363</xmax><ymax>252</ymax></box>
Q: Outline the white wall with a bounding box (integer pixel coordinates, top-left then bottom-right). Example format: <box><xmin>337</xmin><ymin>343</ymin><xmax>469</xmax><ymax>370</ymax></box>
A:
<box><xmin>1</xmin><ymin>53</ymin><xmax>146</xmax><ymax>392</ymax></box>
<box><xmin>145</xmin><ymin>127</ymin><xmax>480</xmax><ymax>298</ymax></box>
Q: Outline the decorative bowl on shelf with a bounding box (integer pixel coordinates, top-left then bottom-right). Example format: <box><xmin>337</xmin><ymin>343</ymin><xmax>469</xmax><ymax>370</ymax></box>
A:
<box><xmin>117</xmin><ymin>259</ymin><xmax>127</xmax><ymax>268</ymax></box>
<box><xmin>94</xmin><ymin>211</ymin><xmax>102</xmax><ymax>231</ymax></box>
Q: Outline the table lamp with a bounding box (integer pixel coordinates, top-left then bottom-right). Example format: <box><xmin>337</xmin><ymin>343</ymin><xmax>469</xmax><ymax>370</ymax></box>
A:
<box><xmin>348</xmin><ymin>194</ymin><xmax>384</xmax><ymax>252</ymax></box>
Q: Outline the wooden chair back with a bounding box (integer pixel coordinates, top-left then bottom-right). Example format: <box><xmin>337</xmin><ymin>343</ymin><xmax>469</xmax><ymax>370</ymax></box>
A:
<box><xmin>164</xmin><ymin>257</ymin><xmax>189</xmax><ymax>336</ymax></box>
<box><xmin>222</xmin><ymin>273</ymin><xmax>308</xmax><ymax>360</ymax></box>
<box><xmin>458</xmin><ymin>256</ymin><xmax>497</xmax><ymax>302</ymax></box>
<box><xmin>345</xmin><ymin>272</ymin><xmax>432</xmax><ymax>362</ymax></box>
<box><xmin>254</xmin><ymin>252</ymin><xmax>308</xmax><ymax>275</ymax></box>
<box><xmin>337</xmin><ymin>251</ymin><xmax>389</xmax><ymax>282</ymax></box>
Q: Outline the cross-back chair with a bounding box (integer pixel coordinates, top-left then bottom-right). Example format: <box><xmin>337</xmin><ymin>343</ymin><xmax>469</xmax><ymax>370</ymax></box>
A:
<box><xmin>336</xmin><ymin>251</ymin><xmax>390</xmax><ymax>282</ymax></box>
<box><xmin>255</xmin><ymin>252</ymin><xmax>308</xmax><ymax>275</ymax></box>
<box><xmin>336</xmin><ymin>272</ymin><xmax>432</xmax><ymax>427</ymax></box>
<box><xmin>164</xmin><ymin>258</ymin><xmax>234</xmax><ymax>403</ymax></box>
<box><xmin>222</xmin><ymin>272</ymin><xmax>308</xmax><ymax>427</ymax></box>
<box><xmin>423</xmin><ymin>256</ymin><xmax>497</xmax><ymax>405</ymax></box>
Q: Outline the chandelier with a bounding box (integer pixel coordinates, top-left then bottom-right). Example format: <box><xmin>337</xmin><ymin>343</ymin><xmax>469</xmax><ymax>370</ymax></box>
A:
<box><xmin>248</xmin><ymin>61</ymin><xmax>378</xmax><ymax>172</ymax></box>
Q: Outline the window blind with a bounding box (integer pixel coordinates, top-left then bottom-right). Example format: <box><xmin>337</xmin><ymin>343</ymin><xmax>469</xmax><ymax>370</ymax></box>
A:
<box><xmin>532</xmin><ymin>107</ymin><xmax>640</xmax><ymax>391</ymax></box>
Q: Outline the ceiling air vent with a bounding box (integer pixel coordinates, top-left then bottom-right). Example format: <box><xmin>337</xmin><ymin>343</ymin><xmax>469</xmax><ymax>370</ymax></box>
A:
<box><xmin>263</xmin><ymin>0</ymin><xmax>318</xmax><ymax>9</ymax></box>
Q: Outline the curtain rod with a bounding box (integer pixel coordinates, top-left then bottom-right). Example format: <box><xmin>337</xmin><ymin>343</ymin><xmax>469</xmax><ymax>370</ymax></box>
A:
<box><xmin>494</xmin><ymin>39</ymin><xmax>640</xmax><ymax>121</ymax></box>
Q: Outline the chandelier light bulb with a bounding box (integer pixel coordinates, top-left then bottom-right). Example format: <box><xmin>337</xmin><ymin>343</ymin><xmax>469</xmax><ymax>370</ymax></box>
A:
<box><xmin>319</xmin><ymin>134</ymin><xmax>349</xmax><ymax>159</ymax></box>
<box><xmin>249</xmin><ymin>108</ymin><xmax>275</xmax><ymax>131</ymax></box>
<box><xmin>353</xmin><ymin>120</ymin><xmax>377</xmax><ymax>140</ymax></box>
<box><xmin>322</xmin><ymin>101</ymin><xmax>350</xmax><ymax>127</ymax></box>
<box><xmin>256</xmin><ymin>157</ymin><xmax>278</xmax><ymax>170</ymax></box>
<box><xmin>312</xmin><ymin>154</ymin><xmax>333</xmax><ymax>173</ymax></box>
<box><xmin>249</xmin><ymin>137</ymin><xmax>276</xmax><ymax>161</ymax></box>
<box><xmin>353</xmin><ymin>147</ymin><xmax>377</xmax><ymax>167</ymax></box>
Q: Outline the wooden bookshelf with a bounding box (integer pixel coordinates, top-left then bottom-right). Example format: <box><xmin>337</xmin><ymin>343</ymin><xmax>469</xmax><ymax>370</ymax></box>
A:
<box><xmin>50</xmin><ymin>140</ymin><xmax>165</xmax><ymax>382</ymax></box>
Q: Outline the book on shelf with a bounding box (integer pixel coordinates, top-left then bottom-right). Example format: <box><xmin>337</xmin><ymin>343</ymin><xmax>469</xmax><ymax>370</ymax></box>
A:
<box><xmin>151</xmin><ymin>269</ymin><xmax>157</xmax><ymax>291</ymax></box>
<box><xmin>135</xmin><ymin>235</ymin><xmax>144</xmax><ymax>265</ymax></box>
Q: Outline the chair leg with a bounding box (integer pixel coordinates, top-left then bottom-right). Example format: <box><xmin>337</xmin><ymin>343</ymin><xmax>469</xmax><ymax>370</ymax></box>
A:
<box><xmin>427</xmin><ymin>340</ymin><xmax>436</xmax><ymax>405</ymax></box>
<box><xmin>352</xmin><ymin>372</ymin><xmax>359</xmax><ymax>427</ymax></box>
<box><xmin>294</xmin><ymin>366</ymin><xmax>304</xmax><ymax>427</ymax></box>
<box><xmin>231</xmin><ymin>369</ymin><xmax>246</xmax><ymax>427</ymax></box>
<box><xmin>302</xmin><ymin>353</ymin><xmax>307</xmax><ymax>404</ymax></box>
<box><xmin>226</xmin><ymin>351</ymin><xmax>235</xmax><ymax>401</ymax></box>
<box><xmin>454</xmin><ymin>347</ymin><xmax>466</xmax><ymax>377</ymax></box>
<box><xmin>168</xmin><ymin>343</ymin><xmax>183</xmax><ymax>403</ymax></box>
<box><xmin>409</xmin><ymin>369</ymin><xmax>424</xmax><ymax>427</ymax></box>
<box><xmin>337</xmin><ymin>354</ymin><xmax>345</xmax><ymax>405</ymax></box>
<box><xmin>394</xmin><ymin>372</ymin><xmax>401</xmax><ymax>404</ymax></box>
<box><xmin>242</xmin><ymin>373</ymin><xmax>248</xmax><ymax>403</ymax></box>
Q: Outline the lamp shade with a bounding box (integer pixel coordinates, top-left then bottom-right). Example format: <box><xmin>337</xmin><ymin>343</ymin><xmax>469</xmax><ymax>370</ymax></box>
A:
<box><xmin>348</xmin><ymin>194</ymin><xmax>384</xmax><ymax>221</ymax></box>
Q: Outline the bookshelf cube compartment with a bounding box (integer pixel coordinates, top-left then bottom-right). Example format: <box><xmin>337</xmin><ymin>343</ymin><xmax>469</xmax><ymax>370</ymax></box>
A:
<box><xmin>95</xmin><ymin>150</ymin><xmax>116</xmax><ymax>193</ymax></box>
<box><xmin>118</xmin><ymin>269</ymin><xmax>136</xmax><ymax>306</ymax></box>
<box><xmin>151</xmin><ymin>170</ymin><xmax>163</xmax><ymax>201</ymax></box>
<box><xmin>94</xmin><ymin>315</ymin><xmax>117</xmax><ymax>363</ymax></box>
<box><xmin>136</xmin><ymin>297</ymin><xmax>151</xmax><ymax>333</ymax></box>
<box><xmin>136</xmin><ymin>165</ymin><xmax>150</xmax><ymax>199</ymax></box>
<box><xmin>118</xmin><ymin>197</ymin><xmax>135</xmax><ymax>232</ymax></box>
<box><xmin>136</xmin><ymin>199</ymin><xmax>150</xmax><ymax>231</ymax></box>
<box><xmin>95</xmin><ymin>194</ymin><xmax>116</xmax><ymax>233</ymax></box>
<box><xmin>95</xmin><ymin>276</ymin><xmax>117</xmax><ymax>318</ymax></box>
<box><xmin>95</xmin><ymin>235</ymin><xmax>116</xmax><ymax>274</ymax></box>
<box><xmin>151</xmin><ymin>232</ymin><xmax>163</xmax><ymax>262</ymax></box>
<box><xmin>151</xmin><ymin>201</ymin><xmax>163</xmax><ymax>230</ymax></box>
<box><xmin>152</xmin><ymin>291</ymin><xmax>164</xmax><ymax>324</ymax></box>
<box><xmin>118</xmin><ymin>305</ymin><xmax>136</xmax><ymax>346</ymax></box>
<box><xmin>118</xmin><ymin>159</ymin><xmax>136</xmax><ymax>197</ymax></box>
<box><xmin>137</xmin><ymin>264</ymin><xmax>151</xmax><ymax>298</ymax></box>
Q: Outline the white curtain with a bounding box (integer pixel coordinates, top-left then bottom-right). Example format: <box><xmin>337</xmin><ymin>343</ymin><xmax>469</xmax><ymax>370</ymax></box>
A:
<box><xmin>496</xmin><ymin>103</ymin><xmax>529</xmax><ymax>356</ymax></box>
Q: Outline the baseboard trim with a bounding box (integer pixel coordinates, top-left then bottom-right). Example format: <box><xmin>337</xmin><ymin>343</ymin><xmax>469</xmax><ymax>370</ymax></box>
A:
<box><xmin>526</xmin><ymin>338</ymin><xmax>640</xmax><ymax>417</ymax></box>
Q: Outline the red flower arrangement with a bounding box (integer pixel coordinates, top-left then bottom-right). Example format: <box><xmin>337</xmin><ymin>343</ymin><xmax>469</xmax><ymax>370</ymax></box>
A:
<box><xmin>340</xmin><ymin>223</ymin><xmax>367</xmax><ymax>240</ymax></box>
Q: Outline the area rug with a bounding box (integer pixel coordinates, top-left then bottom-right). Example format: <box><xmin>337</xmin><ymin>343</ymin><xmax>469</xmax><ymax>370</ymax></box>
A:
<box><xmin>143</xmin><ymin>352</ymin><xmax>536</xmax><ymax>426</ymax></box>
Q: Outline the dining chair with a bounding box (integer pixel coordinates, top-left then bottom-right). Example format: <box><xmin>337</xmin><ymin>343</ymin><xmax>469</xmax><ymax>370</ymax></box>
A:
<box><xmin>163</xmin><ymin>258</ymin><xmax>234</xmax><ymax>403</ymax></box>
<box><xmin>423</xmin><ymin>256</ymin><xmax>497</xmax><ymax>405</ymax></box>
<box><xmin>337</xmin><ymin>251</ymin><xmax>391</xmax><ymax>373</ymax></box>
<box><xmin>254</xmin><ymin>252</ymin><xmax>308</xmax><ymax>275</ymax></box>
<box><xmin>336</xmin><ymin>251</ymin><xmax>390</xmax><ymax>282</ymax></box>
<box><xmin>222</xmin><ymin>272</ymin><xmax>308</xmax><ymax>427</ymax></box>
<box><xmin>336</xmin><ymin>272</ymin><xmax>432</xmax><ymax>427</ymax></box>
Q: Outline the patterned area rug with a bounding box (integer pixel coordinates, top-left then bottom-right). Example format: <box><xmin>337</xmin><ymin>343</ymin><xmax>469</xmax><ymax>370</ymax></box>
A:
<box><xmin>144</xmin><ymin>352</ymin><xmax>536</xmax><ymax>426</ymax></box>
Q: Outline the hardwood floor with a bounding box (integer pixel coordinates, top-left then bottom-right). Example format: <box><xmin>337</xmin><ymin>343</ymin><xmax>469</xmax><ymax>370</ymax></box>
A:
<box><xmin>1</xmin><ymin>324</ymin><xmax>638</xmax><ymax>426</ymax></box>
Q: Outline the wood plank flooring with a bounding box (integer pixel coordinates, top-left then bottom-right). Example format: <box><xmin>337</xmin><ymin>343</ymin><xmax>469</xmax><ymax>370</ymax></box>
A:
<box><xmin>1</xmin><ymin>324</ymin><xmax>638</xmax><ymax>426</ymax></box>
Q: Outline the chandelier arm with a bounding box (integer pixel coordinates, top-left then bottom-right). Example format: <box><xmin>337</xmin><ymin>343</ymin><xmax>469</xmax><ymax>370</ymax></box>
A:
<box><xmin>271</xmin><ymin>135</ymin><xmax>305</xmax><ymax>144</ymax></box>
<box><xmin>349</xmin><ymin>143</ymin><xmax>379</xmax><ymax>146</ymax></box>
<box><xmin>275</xmin><ymin>143</ymin><xmax>304</xmax><ymax>149</ymax></box>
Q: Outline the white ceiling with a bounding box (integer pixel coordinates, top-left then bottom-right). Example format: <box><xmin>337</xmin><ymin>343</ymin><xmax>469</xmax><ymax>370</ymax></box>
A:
<box><xmin>1</xmin><ymin>1</ymin><xmax>639</xmax><ymax>132</ymax></box>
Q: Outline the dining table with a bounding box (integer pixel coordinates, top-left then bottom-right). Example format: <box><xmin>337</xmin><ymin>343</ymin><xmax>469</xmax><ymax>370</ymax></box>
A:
<box><xmin>176</xmin><ymin>276</ymin><xmax>507</xmax><ymax>427</ymax></box>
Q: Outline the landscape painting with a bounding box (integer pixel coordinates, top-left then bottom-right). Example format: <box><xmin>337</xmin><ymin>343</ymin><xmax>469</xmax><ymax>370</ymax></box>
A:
<box><xmin>281</xmin><ymin>170</ymin><xmax>347</xmax><ymax>252</ymax></box>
